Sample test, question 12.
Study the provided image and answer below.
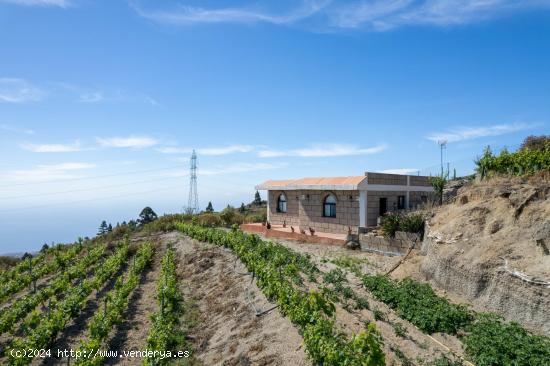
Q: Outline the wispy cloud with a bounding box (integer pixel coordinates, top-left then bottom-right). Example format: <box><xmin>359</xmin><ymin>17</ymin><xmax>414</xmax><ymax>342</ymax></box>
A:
<box><xmin>378</xmin><ymin>168</ymin><xmax>418</xmax><ymax>175</ymax></box>
<box><xmin>131</xmin><ymin>0</ymin><xmax>328</xmax><ymax>26</ymax></box>
<box><xmin>159</xmin><ymin>144</ymin><xmax>254</xmax><ymax>156</ymax></box>
<box><xmin>20</xmin><ymin>140</ymin><xmax>82</xmax><ymax>153</ymax></box>
<box><xmin>96</xmin><ymin>136</ymin><xmax>158</xmax><ymax>149</ymax></box>
<box><xmin>37</xmin><ymin>162</ymin><xmax>96</xmax><ymax>170</ymax></box>
<box><xmin>0</xmin><ymin>0</ymin><xmax>70</xmax><ymax>7</ymax></box>
<box><xmin>258</xmin><ymin>143</ymin><xmax>387</xmax><ymax>158</ymax></box>
<box><xmin>426</xmin><ymin>122</ymin><xmax>537</xmax><ymax>143</ymax></box>
<box><xmin>165</xmin><ymin>162</ymin><xmax>284</xmax><ymax>177</ymax></box>
<box><xmin>78</xmin><ymin>92</ymin><xmax>104</xmax><ymax>103</ymax></box>
<box><xmin>0</xmin><ymin>124</ymin><xmax>35</xmax><ymax>135</ymax></box>
<box><xmin>0</xmin><ymin>78</ymin><xmax>45</xmax><ymax>103</ymax></box>
<box><xmin>131</xmin><ymin>0</ymin><xmax>550</xmax><ymax>31</ymax></box>
<box><xmin>330</xmin><ymin>0</ymin><xmax>550</xmax><ymax>30</ymax></box>
<box><xmin>2</xmin><ymin>161</ymin><xmax>95</xmax><ymax>184</ymax></box>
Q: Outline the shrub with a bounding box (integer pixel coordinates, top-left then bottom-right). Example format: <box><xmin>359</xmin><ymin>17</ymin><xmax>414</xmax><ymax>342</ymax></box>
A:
<box><xmin>197</xmin><ymin>213</ymin><xmax>223</xmax><ymax>227</ymax></box>
<box><xmin>475</xmin><ymin>143</ymin><xmax>550</xmax><ymax>178</ymax></box>
<box><xmin>362</xmin><ymin>275</ymin><xmax>473</xmax><ymax>334</ymax></box>
<box><xmin>381</xmin><ymin>212</ymin><xmax>425</xmax><ymax>238</ymax></box>
<box><xmin>381</xmin><ymin>213</ymin><xmax>401</xmax><ymax>237</ymax></box>
<box><xmin>400</xmin><ymin>214</ymin><xmax>425</xmax><ymax>236</ymax></box>
<box><xmin>463</xmin><ymin>313</ymin><xmax>550</xmax><ymax>366</ymax></box>
<box><xmin>520</xmin><ymin>135</ymin><xmax>550</xmax><ymax>151</ymax></box>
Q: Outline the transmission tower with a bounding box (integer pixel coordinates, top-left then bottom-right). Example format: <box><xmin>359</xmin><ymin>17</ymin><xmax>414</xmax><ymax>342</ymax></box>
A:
<box><xmin>187</xmin><ymin>150</ymin><xmax>199</xmax><ymax>214</ymax></box>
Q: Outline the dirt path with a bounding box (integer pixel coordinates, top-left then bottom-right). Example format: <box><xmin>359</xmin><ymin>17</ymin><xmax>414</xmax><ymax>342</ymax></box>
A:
<box><xmin>171</xmin><ymin>232</ymin><xmax>309</xmax><ymax>366</ymax></box>
<box><xmin>105</xmin><ymin>240</ymin><xmax>165</xmax><ymax>365</ymax></box>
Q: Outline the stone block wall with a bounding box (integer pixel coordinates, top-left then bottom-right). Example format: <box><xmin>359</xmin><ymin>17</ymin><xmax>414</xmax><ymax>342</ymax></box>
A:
<box><xmin>366</xmin><ymin>172</ymin><xmax>407</xmax><ymax>185</ymax></box>
<box><xmin>268</xmin><ymin>189</ymin><xmax>359</xmax><ymax>234</ymax></box>
<box><xmin>410</xmin><ymin>175</ymin><xmax>431</xmax><ymax>186</ymax></box>
<box><xmin>359</xmin><ymin>231</ymin><xmax>419</xmax><ymax>255</ymax></box>
<box><xmin>299</xmin><ymin>190</ymin><xmax>359</xmax><ymax>234</ymax></box>
<box><xmin>268</xmin><ymin>190</ymin><xmax>300</xmax><ymax>227</ymax></box>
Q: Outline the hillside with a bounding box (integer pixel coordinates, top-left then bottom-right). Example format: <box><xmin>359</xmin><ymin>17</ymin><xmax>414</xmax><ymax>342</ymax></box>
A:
<box><xmin>396</xmin><ymin>175</ymin><xmax>550</xmax><ymax>336</ymax></box>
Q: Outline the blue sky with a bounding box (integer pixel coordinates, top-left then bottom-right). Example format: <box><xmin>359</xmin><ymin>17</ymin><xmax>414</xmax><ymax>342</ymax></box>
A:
<box><xmin>1</xmin><ymin>0</ymin><xmax>549</xmax><ymax>252</ymax></box>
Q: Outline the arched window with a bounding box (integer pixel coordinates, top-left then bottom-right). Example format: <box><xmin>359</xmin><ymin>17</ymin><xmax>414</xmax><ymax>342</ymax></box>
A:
<box><xmin>323</xmin><ymin>194</ymin><xmax>336</xmax><ymax>218</ymax></box>
<box><xmin>277</xmin><ymin>193</ymin><xmax>287</xmax><ymax>213</ymax></box>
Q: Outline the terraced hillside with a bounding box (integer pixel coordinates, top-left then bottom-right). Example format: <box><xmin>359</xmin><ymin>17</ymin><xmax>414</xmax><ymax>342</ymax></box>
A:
<box><xmin>1</xmin><ymin>218</ymin><xmax>549</xmax><ymax>366</ymax></box>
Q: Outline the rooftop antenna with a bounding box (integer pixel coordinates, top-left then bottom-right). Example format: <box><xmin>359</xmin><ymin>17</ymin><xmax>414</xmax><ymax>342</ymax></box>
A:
<box><xmin>437</xmin><ymin>139</ymin><xmax>447</xmax><ymax>176</ymax></box>
<box><xmin>187</xmin><ymin>150</ymin><xmax>199</xmax><ymax>214</ymax></box>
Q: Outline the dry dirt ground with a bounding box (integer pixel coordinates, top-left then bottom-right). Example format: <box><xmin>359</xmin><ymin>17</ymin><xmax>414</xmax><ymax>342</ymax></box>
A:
<box><xmin>400</xmin><ymin>177</ymin><xmax>550</xmax><ymax>336</ymax></box>
<box><xmin>260</xmin><ymin>237</ymin><xmax>466</xmax><ymax>366</ymax></box>
<box><xmin>169</xmin><ymin>232</ymin><xmax>309</xmax><ymax>366</ymax></box>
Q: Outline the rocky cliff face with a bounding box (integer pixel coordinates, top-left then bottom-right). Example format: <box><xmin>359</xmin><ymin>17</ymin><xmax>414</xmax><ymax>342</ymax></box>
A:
<box><xmin>419</xmin><ymin>176</ymin><xmax>550</xmax><ymax>336</ymax></box>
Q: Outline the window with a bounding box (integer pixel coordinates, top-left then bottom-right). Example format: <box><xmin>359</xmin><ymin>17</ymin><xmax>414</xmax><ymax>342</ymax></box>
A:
<box><xmin>398</xmin><ymin>195</ymin><xmax>405</xmax><ymax>210</ymax></box>
<box><xmin>323</xmin><ymin>194</ymin><xmax>336</xmax><ymax>218</ymax></box>
<box><xmin>277</xmin><ymin>193</ymin><xmax>287</xmax><ymax>213</ymax></box>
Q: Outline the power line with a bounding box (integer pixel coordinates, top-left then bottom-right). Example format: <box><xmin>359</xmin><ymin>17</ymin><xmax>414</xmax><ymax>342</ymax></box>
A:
<box><xmin>0</xmin><ymin>184</ymin><xmax>185</xmax><ymax>213</ymax></box>
<box><xmin>0</xmin><ymin>165</ymin><xmax>185</xmax><ymax>188</ymax></box>
<box><xmin>0</xmin><ymin>175</ymin><xmax>185</xmax><ymax>200</ymax></box>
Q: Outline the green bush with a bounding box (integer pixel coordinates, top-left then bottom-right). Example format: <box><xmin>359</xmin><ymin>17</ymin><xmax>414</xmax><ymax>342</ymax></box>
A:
<box><xmin>475</xmin><ymin>143</ymin><xmax>550</xmax><ymax>178</ymax></box>
<box><xmin>381</xmin><ymin>213</ymin><xmax>401</xmax><ymax>237</ymax></box>
<box><xmin>197</xmin><ymin>213</ymin><xmax>223</xmax><ymax>227</ymax></box>
<box><xmin>463</xmin><ymin>313</ymin><xmax>550</xmax><ymax>366</ymax></box>
<box><xmin>362</xmin><ymin>275</ymin><xmax>473</xmax><ymax>334</ymax></box>
<box><xmin>381</xmin><ymin>212</ymin><xmax>425</xmax><ymax>238</ymax></box>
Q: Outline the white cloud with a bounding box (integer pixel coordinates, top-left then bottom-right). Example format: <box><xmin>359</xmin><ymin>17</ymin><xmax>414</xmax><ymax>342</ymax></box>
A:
<box><xmin>96</xmin><ymin>136</ymin><xmax>158</xmax><ymax>149</ymax></box>
<box><xmin>331</xmin><ymin>0</ymin><xmax>550</xmax><ymax>30</ymax></box>
<box><xmin>426</xmin><ymin>122</ymin><xmax>536</xmax><ymax>143</ymax></box>
<box><xmin>131</xmin><ymin>0</ymin><xmax>328</xmax><ymax>26</ymax></box>
<box><xmin>158</xmin><ymin>144</ymin><xmax>254</xmax><ymax>156</ymax></box>
<box><xmin>202</xmin><ymin>162</ymin><xmax>284</xmax><ymax>175</ymax></box>
<box><xmin>0</xmin><ymin>78</ymin><xmax>45</xmax><ymax>103</ymax></box>
<box><xmin>37</xmin><ymin>162</ymin><xmax>96</xmax><ymax>170</ymax></box>
<box><xmin>163</xmin><ymin>162</ymin><xmax>283</xmax><ymax>178</ymax></box>
<box><xmin>2</xmin><ymin>161</ymin><xmax>95</xmax><ymax>184</ymax></box>
<box><xmin>0</xmin><ymin>0</ymin><xmax>70</xmax><ymax>7</ymax></box>
<box><xmin>0</xmin><ymin>124</ymin><xmax>35</xmax><ymax>135</ymax></box>
<box><xmin>20</xmin><ymin>141</ymin><xmax>82</xmax><ymax>153</ymax></box>
<box><xmin>131</xmin><ymin>0</ymin><xmax>550</xmax><ymax>31</ymax></box>
<box><xmin>378</xmin><ymin>168</ymin><xmax>418</xmax><ymax>175</ymax></box>
<box><xmin>258</xmin><ymin>143</ymin><xmax>387</xmax><ymax>158</ymax></box>
<box><xmin>78</xmin><ymin>92</ymin><xmax>104</xmax><ymax>103</ymax></box>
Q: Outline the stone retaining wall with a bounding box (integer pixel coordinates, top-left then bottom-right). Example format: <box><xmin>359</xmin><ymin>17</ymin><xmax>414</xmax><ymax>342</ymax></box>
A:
<box><xmin>359</xmin><ymin>231</ymin><xmax>420</xmax><ymax>256</ymax></box>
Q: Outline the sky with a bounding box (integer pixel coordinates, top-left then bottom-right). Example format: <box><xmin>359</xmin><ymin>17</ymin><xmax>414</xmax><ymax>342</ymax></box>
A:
<box><xmin>0</xmin><ymin>0</ymin><xmax>549</xmax><ymax>253</ymax></box>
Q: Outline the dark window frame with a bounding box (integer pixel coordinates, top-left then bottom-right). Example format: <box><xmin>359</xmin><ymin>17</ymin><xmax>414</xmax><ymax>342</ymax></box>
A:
<box><xmin>323</xmin><ymin>194</ymin><xmax>337</xmax><ymax>218</ymax></box>
<box><xmin>277</xmin><ymin>193</ymin><xmax>287</xmax><ymax>213</ymax></box>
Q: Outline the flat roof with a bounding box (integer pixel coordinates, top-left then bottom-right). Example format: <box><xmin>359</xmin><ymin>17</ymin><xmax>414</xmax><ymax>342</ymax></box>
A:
<box><xmin>255</xmin><ymin>172</ymin><xmax>434</xmax><ymax>191</ymax></box>
<box><xmin>256</xmin><ymin>176</ymin><xmax>367</xmax><ymax>190</ymax></box>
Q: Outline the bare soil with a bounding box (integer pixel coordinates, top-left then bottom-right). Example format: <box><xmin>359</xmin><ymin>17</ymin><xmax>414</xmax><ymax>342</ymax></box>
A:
<box><xmin>170</xmin><ymin>232</ymin><xmax>309</xmax><ymax>366</ymax></box>
<box><xmin>265</xmin><ymin>237</ymin><xmax>466</xmax><ymax>365</ymax></box>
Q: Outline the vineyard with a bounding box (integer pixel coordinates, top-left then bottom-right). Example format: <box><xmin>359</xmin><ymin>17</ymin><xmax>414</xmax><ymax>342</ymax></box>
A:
<box><xmin>0</xmin><ymin>221</ymin><xmax>549</xmax><ymax>366</ymax></box>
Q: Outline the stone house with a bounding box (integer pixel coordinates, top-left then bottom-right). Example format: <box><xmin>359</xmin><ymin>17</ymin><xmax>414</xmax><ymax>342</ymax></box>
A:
<box><xmin>256</xmin><ymin>172</ymin><xmax>434</xmax><ymax>234</ymax></box>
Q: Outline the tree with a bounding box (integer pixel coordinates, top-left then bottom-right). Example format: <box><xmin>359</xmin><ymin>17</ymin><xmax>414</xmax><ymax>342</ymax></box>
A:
<box><xmin>138</xmin><ymin>207</ymin><xmax>158</xmax><ymax>226</ymax></box>
<box><xmin>40</xmin><ymin>243</ymin><xmax>49</xmax><ymax>253</ymax></box>
<box><xmin>430</xmin><ymin>173</ymin><xmax>448</xmax><ymax>205</ymax></box>
<box><xmin>220</xmin><ymin>205</ymin><xmax>236</xmax><ymax>226</ymax></box>
<box><xmin>239</xmin><ymin>202</ymin><xmax>246</xmax><ymax>213</ymax></box>
<box><xmin>98</xmin><ymin>220</ymin><xmax>108</xmax><ymax>236</ymax></box>
<box><xmin>254</xmin><ymin>190</ymin><xmax>262</xmax><ymax>205</ymax></box>
<box><xmin>205</xmin><ymin>201</ymin><xmax>214</xmax><ymax>213</ymax></box>
<box><xmin>128</xmin><ymin>220</ymin><xmax>137</xmax><ymax>230</ymax></box>
<box><xmin>107</xmin><ymin>223</ymin><xmax>113</xmax><ymax>232</ymax></box>
<box><xmin>520</xmin><ymin>135</ymin><xmax>550</xmax><ymax>151</ymax></box>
